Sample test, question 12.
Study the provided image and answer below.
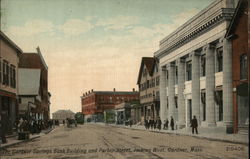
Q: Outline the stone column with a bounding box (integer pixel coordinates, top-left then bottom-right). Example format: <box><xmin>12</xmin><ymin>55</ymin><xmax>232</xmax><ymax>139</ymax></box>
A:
<box><xmin>205</xmin><ymin>44</ymin><xmax>216</xmax><ymax>126</ymax></box>
<box><xmin>191</xmin><ymin>51</ymin><xmax>201</xmax><ymax>123</ymax></box>
<box><xmin>223</xmin><ymin>38</ymin><xmax>233</xmax><ymax>131</ymax></box>
<box><xmin>177</xmin><ymin>58</ymin><xmax>186</xmax><ymax>128</ymax></box>
<box><xmin>168</xmin><ymin>62</ymin><xmax>176</xmax><ymax>120</ymax></box>
<box><xmin>160</xmin><ymin>66</ymin><xmax>167</xmax><ymax>121</ymax></box>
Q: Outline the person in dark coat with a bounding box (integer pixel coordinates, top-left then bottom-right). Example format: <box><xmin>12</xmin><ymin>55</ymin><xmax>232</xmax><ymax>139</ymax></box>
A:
<box><xmin>157</xmin><ymin>117</ymin><xmax>162</xmax><ymax>131</ymax></box>
<box><xmin>165</xmin><ymin>119</ymin><xmax>169</xmax><ymax>130</ymax></box>
<box><xmin>0</xmin><ymin>114</ymin><xmax>7</xmax><ymax>144</ymax></box>
<box><xmin>150</xmin><ymin>118</ymin><xmax>154</xmax><ymax>130</ymax></box>
<box><xmin>191</xmin><ymin>115</ymin><xmax>198</xmax><ymax>134</ymax></box>
<box><xmin>170</xmin><ymin>116</ymin><xmax>174</xmax><ymax>130</ymax></box>
<box><xmin>153</xmin><ymin>119</ymin><xmax>157</xmax><ymax>130</ymax></box>
<box><xmin>144</xmin><ymin>118</ymin><xmax>149</xmax><ymax>130</ymax></box>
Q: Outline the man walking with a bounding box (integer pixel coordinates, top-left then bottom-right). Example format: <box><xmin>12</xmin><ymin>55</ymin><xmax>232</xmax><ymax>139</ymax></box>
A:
<box><xmin>191</xmin><ymin>115</ymin><xmax>198</xmax><ymax>134</ymax></box>
<box><xmin>170</xmin><ymin>116</ymin><xmax>174</xmax><ymax>130</ymax></box>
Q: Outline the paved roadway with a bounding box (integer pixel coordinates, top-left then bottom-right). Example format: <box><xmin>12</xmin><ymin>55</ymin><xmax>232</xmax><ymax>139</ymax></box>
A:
<box><xmin>0</xmin><ymin>124</ymin><xmax>248</xmax><ymax>159</ymax></box>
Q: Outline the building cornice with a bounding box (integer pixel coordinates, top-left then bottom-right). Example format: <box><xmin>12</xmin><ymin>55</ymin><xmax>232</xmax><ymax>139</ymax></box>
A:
<box><xmin>155</xmin><ymin>1</ymin><xmax>235</xmax><ymax>59</ymax></box>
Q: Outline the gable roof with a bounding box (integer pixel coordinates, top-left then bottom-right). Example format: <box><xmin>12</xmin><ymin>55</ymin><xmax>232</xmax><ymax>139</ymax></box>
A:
<box><xmin>0</xmin><ymin>31</ymin><xmax>23</xmax><ymax>54</ymax></box>
<box><xmin>225</xmin><ymin>0</ymin><xmax>247</xmax><ymax>37</ymax></box>
<box><xmin>137</xmin><ymin>57</ymin><xmax>156</xmax><ymax>84</ymax></box>
<box><xmin>19</xmin><ymin>47</ymin><xmax>48</xmax><ymax>70</ymax></box>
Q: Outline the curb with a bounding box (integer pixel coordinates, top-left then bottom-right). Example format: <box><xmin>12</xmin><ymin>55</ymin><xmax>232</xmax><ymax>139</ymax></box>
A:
<box><xmin>0</xmin><ymin>128</ymin><xmax>55</xmax><ymax>150</ymax></box>
<box><xmin>108</xmin><ymin>124</ymin><xmax>249</xmax><ymax>146</ymax></box>
<box><xmin>0</xmin><ymin>135</ymin><xmax>41</xmax><ymax>150</ymax></box>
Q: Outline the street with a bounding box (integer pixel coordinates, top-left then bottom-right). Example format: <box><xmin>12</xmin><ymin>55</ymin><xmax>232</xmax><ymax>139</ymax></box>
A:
<box><xmin>0</xmin><ymin>124</ymin><xmax>248</xmax><ymax>159</ymax></box>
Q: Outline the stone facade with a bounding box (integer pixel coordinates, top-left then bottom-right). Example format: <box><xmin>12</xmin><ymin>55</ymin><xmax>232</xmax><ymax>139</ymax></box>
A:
<box><xmin>155</xmin><ymin>0</ymin><xmax>237</xmax><ymax>133</ymax></box>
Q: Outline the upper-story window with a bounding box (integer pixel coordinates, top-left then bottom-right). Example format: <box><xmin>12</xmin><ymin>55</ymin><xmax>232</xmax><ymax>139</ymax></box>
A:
<box><xmin>10</xmin><ymin>65</ymin><xmax>16</xmax><ymax>88</ymax></box>
<box><xmin>186</xmin><ymin>61</ymin><xmax>192</xmax><ymax>81</ymax></box>
<box><xmin>240</xmin><ymin>54</ymin><xmax>247</xmax><ymax>80</ymax></box>
<box><xmin>175</xmin><ymin>66</ymin><xmax>178</xmax><ymax>84</ymax></box>
<box><xmin>156</xmin><ymin>76</ymin><xmax>160</xmax><ymax>86</ymax></box>
<box><xmin>200</xmin><ymin>55</ymin><xmax>206</xmax><ymax>77</ymax></box>
<box><xmin>216</xmin><ymin>47</ymin><xmax>223</xmax><ymax>72</ymax></box>
<box><xmin>143</xmin><ymin>68</ymin><xmax>147</xmax><ymax>77</ymax></box>
<box><xmin>3</xmin><ymin>61</ymin><xmax>9</xmax><ymax>86</ymax></box>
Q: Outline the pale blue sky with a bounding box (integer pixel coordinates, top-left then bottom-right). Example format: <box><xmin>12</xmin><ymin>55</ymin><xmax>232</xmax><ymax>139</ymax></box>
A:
<box><xmin>1</xmin><ymin>0</ymin><xmax>214</xmax><ymax>114</ymax></box>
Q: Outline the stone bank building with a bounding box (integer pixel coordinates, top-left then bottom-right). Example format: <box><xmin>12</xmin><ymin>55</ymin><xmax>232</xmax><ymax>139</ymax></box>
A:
<box><xmin>155</xmin><ymin>0</ymin><xmax>240</xmax><ymax>133</ymax></box>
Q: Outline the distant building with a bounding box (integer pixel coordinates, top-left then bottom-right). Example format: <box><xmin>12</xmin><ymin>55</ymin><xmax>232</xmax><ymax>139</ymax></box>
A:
<box><xmin>0</xmin><ymin>31</ymin><xmax>23</xmax><ymax>133</ymax></box>
<box><xmin>18</xmin><ymin>47</ymin><xmax>50</xmax><ymax>121</ymax></box>
<box><xmin>81</xmin><ymin>88</ymin><xmax>139</xmax><ymax>121</ymax></box>
<box><xmin>52</xmin><ymin>110</ymin><xmax>75</xmax><ymax>123</ymax></box>
<box><xmin>115</xmin><ymin>101</ymin><xmax>139</xmax><ymax>125</ymax></box>
<box><xmin>225</xmin><ymin>0</ymin><xmax>249</xmax><ymax>134</ymax></box>
<box><xmin>137</xmin><ymin>57</ymin><xmax>160</xmax><ymax>124</ymax></box>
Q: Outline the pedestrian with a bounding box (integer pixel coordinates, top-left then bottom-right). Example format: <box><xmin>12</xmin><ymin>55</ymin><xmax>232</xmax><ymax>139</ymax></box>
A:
<box><xmin>149</xmin><ymin>118</ymin><xmax>154</xmax><ymax>130</ymax></box>
<box><xmin>191</xmin><ymin>115</ymin><xmax>198</xmax><ymax>134</ymax></box>
<box><xmin>165</xmin><ymin>119</ymin><xmax>169</xmax><ymax>130</ymax></box>
<box><xmin>157</xmin><ymin>117</ymin><xmax>162</xmax><ymax>131</ymax></box>
<box><xmin>0</xmin><ymin>114</ymin><xmax>7</xmax><ymax>144</ymax></box>
<box><xmin>153</xmin><ymin>119</ymin><xmax>157</xmax><ymax>130</ymax></box>
<box><xmin>74</xmin><ymin>120</ymin><xmax>78</xmax><ymax>127</ymax></box>
<box><xmin>170</xmin><ymin>116</ymin><xmax>174</xmax><ymax>130</ymax></box>
<box><xmin>129</xmin><ymin>119</ymin><xmax>132</xmax><ymax>127</ymax></box>
<box><xmin>144</xmin><ymin>118</ymin><xmax>148</xmax><ymax>129</ymax></box>
<box><xmin>63</xmin><ymin>120</ymin><xmax>65</xmax><ymax>126</ymax></box>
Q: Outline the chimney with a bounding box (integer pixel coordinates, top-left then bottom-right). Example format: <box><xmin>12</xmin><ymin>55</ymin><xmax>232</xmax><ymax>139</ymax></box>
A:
<box><xmin>85</xmin><ymin>92</ymin><xmax>87</xmax><ymax>95</ymax></box>
<box><xmin>113</xmin><ymin>88</ymin><xmax>116</xmax><ymax>92</ymax></box>
<box><xmin>91</xmin><ymin>89</ymin><xmax>93</xmax><ymax>92</ymax></box>
<box><xmin>88</xmin><ymin>90</ymin><xmax>91</xmax><ymax>94</ymax></box>
<box><xmin>132</xmin><ymin>88</ymin><xmax>135</xmax><ymax>92</ymax></box>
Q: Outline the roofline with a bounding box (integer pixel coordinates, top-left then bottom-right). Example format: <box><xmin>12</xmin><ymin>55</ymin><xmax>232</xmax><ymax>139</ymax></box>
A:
<box><xmin>225</xmin><ymin>0</ymin><xmax>245</xmax><ymax>38</ymax></box>
<box><xmin>0</xmin><ymin>31</ymin><xmax>23</xmax><ymax>54</ymax></box>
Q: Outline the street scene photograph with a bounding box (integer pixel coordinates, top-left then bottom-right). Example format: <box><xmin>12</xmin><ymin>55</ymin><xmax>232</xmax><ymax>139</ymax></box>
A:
<box><xmin>0</xmin><ymin>0</ymin><xmax>249</xmax><ymax>158</ymax></box>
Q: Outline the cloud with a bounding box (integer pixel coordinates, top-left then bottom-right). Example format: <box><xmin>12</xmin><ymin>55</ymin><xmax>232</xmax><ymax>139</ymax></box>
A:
<box><xmin>96</xmin><ymin>15</ymin><xmax>139</xmax><ymax>30</ymax></box>
<box><xmin>129</xmin><ymin>8</ymin><xmax>200</xmax><ymax>39</ymax></box>
<box><xmin>8</xmin><ymin>19</ymin><xmax>54</xmax><ymax>37</ymax></box>
<box><xmin>59</xmin><ymin>19</ymin><xmax>94</xmax><ymax>36</ymax></box>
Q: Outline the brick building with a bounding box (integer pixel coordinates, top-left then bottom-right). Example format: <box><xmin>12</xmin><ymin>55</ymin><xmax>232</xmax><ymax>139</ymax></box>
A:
<box><xmin>18</xmin><ymin>47</ymin><xmax>50</xmax><ymax>121</ymax></box>
<box><xmin>137</xmin><ymin>57</ymin><xmax>160</xmax><ymax>124</ymax></box>
<box><xmin>225</xmin><ymin>0</ymin><xmax>249</xmax><ymax>134</ymax></box>
<box><xmin>81</xmin><ymin>89</ymin><xmax>139</xmax><ymax>121</ymax></box>
<box><xmin>0</xmin><ymin>31</ymin><xmax>22</xmax><ymax>133</ymax></box>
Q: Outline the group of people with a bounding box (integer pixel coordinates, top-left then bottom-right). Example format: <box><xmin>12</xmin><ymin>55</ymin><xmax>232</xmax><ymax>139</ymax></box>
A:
<box><xmin>144</xmin><ymin>116</ymin><xmax>199</xmax><ymax>134</ymax></box>
<box><xmin>144</xmin><ymin>117</ymin><xmax>162</xmax><ymax>131</ymax></box>
<box><xmin>63</xmin><ymin>118</ymin><xmax>78</xmax><ymax>128</ymax></box>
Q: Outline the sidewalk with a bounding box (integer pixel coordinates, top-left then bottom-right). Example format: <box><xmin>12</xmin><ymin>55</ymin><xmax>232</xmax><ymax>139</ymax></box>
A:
<box><xmin>93</xmin><ymin>122</ymin><xmax>249</xmax><ymax>145</ymax></box>
<box><xmin>0</xmin><ymin>127</ymin><xmax>55</xmax><ymax>150</ymax></box>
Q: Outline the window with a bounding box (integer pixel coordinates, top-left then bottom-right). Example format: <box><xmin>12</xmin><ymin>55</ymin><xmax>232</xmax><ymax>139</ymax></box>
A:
<box><xmin>186</xmin><ymin>61</ymin><xmax>192</xmax><ymax>81</ymax></box>
<box><xmin>10</xmin><ymin>65</ymin><xmax>16</xmax><ymax>88</ymax></box>
<box><xmin>201</xmin><ymin>92</ymin><xmax>206</xmax><ymax>121</ymax></box>
<box><xmin>175</xmin><ymin>66</ymin><xmax>178</xmax><ymax>84</ymax></box>
<box><xmin>216</xmin><ymin>47</ymin><xmax>223</xmax><ymax>72</ymax></box>
<box><xmin>3</xmin><ymin>61</ymin><xmax>9</xmax><ymax>85</ymax></box>
<box><xmin>143</xmin><ymin>68</ymin><xmax>147</xmax><ymax>77</ymax></box>
<box><xmin>215</xmin><ymin>90</ymin><xmax>223</xmax><ymax>121</ymax></box>
<box><xmin>200</xmin><ymin>55</ymin><xmax>206</xmax><ymax>77</ymax></box>
<box><xmin>240</xmin><ymin>54</ymin><xmax>247</xmax><ymax>80</ymax></box>
<box><xmin>156</xmin><ymin>76</ymin><xmax>160</xmax><ymax>86</ymax></box>
<box><xmin>175</xmin><ymin>96</ymin><xmax>178</xmax><ymax>108</ymax></box>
